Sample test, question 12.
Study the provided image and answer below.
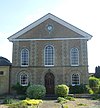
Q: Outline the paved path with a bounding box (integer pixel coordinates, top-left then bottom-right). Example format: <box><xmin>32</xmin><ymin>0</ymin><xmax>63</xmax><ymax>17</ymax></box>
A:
<box><xmin>39</xmin><ymin>100</ymin><xmax>61</xmax><ymax>108</ymax></box>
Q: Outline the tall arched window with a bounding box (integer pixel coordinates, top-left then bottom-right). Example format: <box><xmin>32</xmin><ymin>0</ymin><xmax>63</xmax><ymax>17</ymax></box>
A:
<box><xmin>20</xmin><ymin>73</ymin><xmax>28</xmax><ymax>86</ymax></box>
<box><xmin>72</xmin><ymin>73</ymin><xmax>80</xmax><ymax>85</ymax></box>
<box><xmin>70</xmin><ymin>48</ymin><xmax>79</xmax><ymax>66</ymax></box>
<box><xmin>21</xmin><ymin>49</ymin><xmax>29</xmax><ymax>66</ymax></box>
<box><xmin>44</xmin><ymin>45</ymin><xmax>54</xmax><ymax>66</ymax></box>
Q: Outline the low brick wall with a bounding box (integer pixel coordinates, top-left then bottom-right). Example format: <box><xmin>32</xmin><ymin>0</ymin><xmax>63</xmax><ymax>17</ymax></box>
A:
<box><xmin>68</xmin><ymin>94</ymin><xmax>100</xmax><ymax>98</ymax></box>
<box><xmin>73</xmin><ymin>94</ymin><xmax>93</xmax><ymax>98</ymax></box>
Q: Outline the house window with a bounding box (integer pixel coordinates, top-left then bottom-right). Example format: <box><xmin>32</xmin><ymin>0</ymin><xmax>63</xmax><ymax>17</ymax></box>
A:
<box><xmin>70</xmin><ymin>48</ymin><xmax>79</xmax><ymax>66</ymax></box>
<box><xmin>20</xmin><ymin>73</ymin><xmax>28</xmax><ymax>86</ymax></box>
<box><xmin>72</xmin><ymin>74</ymin><xmax>80</xmax><ymax>85</ymax></box>
<box><xmin>21</xmin><ymin>49</ymin><xmax>29</xmax><ymax>66</ymax></box>
<box><xmin>0</xmin><ymin>71</ymin><xmax>4</xmax><ymax>75</ymax></box>
<box><xmin>44</xmin><ymin>45</ymin><xmax>54</xmax><ymax>66</ymax></box>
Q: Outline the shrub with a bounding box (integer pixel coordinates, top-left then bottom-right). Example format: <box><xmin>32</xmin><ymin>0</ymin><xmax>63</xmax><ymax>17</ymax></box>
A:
<box><xmin>69</xmin><ymin>84</ymin><xmax>88</xmax><ymax>94</ymax></box>
<box><xmin>92</xmin><ymin>94</ymin><xmax>100</xmax><ymax>100</ymax></box>
<box><xmin>84</xmin><ymin>85</ymin><xmax>94</xmax><ymax>94</ymax></box>
<box><xmin>55</xmin><ymin>84</ymin><xmax>69</xmax><ymax>97</ymax></box>
<box><xmin>26</xmin><ymin>84</ymin><xmax>46</xmax><ymax>99</ymax></box>
<box><xmin>3</xmin><ymin>98</ymin><xmax>13</xmax><ymax>104</ymax></box>
<box><xmin>8</xmin><ymin>102</ymin><xmax>28</xmax><ymax>108</ymax></box>
<box><xmin>77</xmin><ymin>103</ymin><xmax>87</xmax><ymax>106</ymax></box>
<box><xmin>88</xmin><ymin>89</ymin><xmax>94</xmax><ymax>94</ymax></box>
<box><xmin>12</xmin><ymin>82</ymin><xmax>30</xmax><ymax>95</ymax></box>
<box><xmin>89</xmin><ymin>77</ymin><xmax>100</xmax><ymax>94</ymax></box>
<box><xmin>63</xmin><ymin>105</ymin><xmax>68</xmax><ymax>108</ymax></box>
<box><xmin>57</xmin><ymin>97</ymin><xmax>67</xmax><ymax>103</ymax></box>
<box><xmin>98</xmin><ymin>85</ymin><xmax>100</xmax><ymax>94</ymax></box>
<box><xmin>22</xmin><ymin>99</ymin><xmax>43</xmax><ymax>105</ymax></box>
<box><xmin>65</xmin><ymin>96</ymin><xmax>75</xmax><ymax>101</ymax></box>
<box><xmin>7</xmin><ymin>99</ymin><xmax>42</xmax><ymax>108</ymax></box>
<box><xmin>18</xmin><ymin>95</ymin><xmax>26</xmax><ymax>100</ymax></box>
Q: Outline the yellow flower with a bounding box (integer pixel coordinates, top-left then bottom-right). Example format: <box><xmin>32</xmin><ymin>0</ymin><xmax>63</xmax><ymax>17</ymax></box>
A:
<box><xmin>22</xmin><ymin>99</ymin><xmax>43</xmax><ymax>105</ymax></box>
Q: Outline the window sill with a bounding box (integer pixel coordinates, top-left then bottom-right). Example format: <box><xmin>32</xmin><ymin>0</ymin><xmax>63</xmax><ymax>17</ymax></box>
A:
<box><xmin>21</xmin><ymin>65</ymin><xmax>29</xmax><ymax>67</ymax></box>
<box><xmin>71</xmin><ymin>65</ymin><xmax>79</xmax><ymax>67</ymax></box>
<box><xmin>71</xmin><ymin>84</ymin><xmax>80</xmax><ymax>86</ymax></box>
<box><xmin>44</xmin><ymin>65</ymin><xmax>54</xmax><ymax>67</ymax></box>
<box><xmin>21</xmin><ymin>84</ymin><xmax>28</xmax><ymax>86</ymax></box>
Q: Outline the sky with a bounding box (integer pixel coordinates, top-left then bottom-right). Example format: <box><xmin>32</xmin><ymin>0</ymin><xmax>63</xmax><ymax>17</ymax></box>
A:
<box><xmin>0</xmin><ymin>0</ymin><xmax>100</xmax><ymax>73</ymax></box>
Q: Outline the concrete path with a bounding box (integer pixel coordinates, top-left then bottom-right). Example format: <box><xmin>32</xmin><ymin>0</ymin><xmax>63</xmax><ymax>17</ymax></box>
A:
<box><xmin>39</xmin><ymin>100</ymin><xmax>61</xmax><ymax>108</ymax></box>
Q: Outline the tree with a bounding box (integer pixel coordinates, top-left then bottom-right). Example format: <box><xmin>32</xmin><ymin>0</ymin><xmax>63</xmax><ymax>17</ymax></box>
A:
<box><xmin>94</xmin><ymin>66</ymin><xmax>100</xmax><ymax>78</ymax></box>
<box><xmin>89</xmin><ymin>77</ymin><xmax>100</xmax><ymax>94</ymax></box>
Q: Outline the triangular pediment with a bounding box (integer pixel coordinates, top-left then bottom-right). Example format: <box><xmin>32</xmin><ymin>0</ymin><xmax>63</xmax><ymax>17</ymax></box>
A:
<box><xmin>8</xmin><ymin>13</ymin><xmax>92</xmax><ymax>41</ymax></box>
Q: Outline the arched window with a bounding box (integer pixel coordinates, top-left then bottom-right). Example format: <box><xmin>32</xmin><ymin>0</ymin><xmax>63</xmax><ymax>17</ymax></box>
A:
<box><xmin>70</xmin><ymin>48</ymin><xmax>79</xmax><ymax>66</ymax></box>
<box><xmin>20</xmin><ymin>73</ymin><xmax>28</xmax><ymax>86</ymax></box>
<box><xmin>72</xmin><ymin>74</ymin><xmax>80</xmax><ymax>85</ymax></box>
<box><xmin>44</xmin><ymin>45</ymin><xmax>54</xmax><ymax>66</ymax></box>
<box><xmin>21</xmin><ymin>49</ymin><xmax>29</xmax><ymax>66</ymax></box>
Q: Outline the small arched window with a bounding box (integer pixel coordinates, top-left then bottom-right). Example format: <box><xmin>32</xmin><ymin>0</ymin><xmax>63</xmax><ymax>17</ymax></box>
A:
<box><xmin>70</xmin><ymin>48</ymin><xmax>79</xmax><ymax>66</ymax></box>
<box><xmin>20</xmin><ymin>73</ymin><xmax>28</xmax><ymax>86</ymax></box>
<box><xmin>44</xmin><ymin>45</ymin><xmax>54</xmax><ymax>66</ymax></box>
<box><xmin>21</xmin><ymin>49</ymin><xmax>29</xmax><ymax>66</ymax></box>
<box><xmin>72</xmin><ymin>73</ymin><xmax>80</xmax><ymax>85</ymax></box>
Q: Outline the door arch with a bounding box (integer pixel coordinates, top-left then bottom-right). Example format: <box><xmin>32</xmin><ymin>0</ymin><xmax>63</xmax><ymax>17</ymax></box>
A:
<box><xmin>45</xmin><ymin>72</ymin><xmax>55</xmax><ymax>94</ymax></box>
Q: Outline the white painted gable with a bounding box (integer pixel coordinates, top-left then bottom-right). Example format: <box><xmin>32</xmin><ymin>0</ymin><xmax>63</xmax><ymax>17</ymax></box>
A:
<box><xmin>8</xmin><ymin>13</ymin><xmax>92</xmax><ymax>42</ymax></box>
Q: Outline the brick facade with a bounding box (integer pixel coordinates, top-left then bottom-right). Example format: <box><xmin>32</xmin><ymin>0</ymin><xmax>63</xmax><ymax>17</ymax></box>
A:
<box><xmin>8</xmin><ymin>13</ymin><xmax>92</xmax><ymax>94</ymax></box>
<box><xmin>11</xmin><ymin>39</ymin><xmax>89</xmax><ymax>84</ymax></box>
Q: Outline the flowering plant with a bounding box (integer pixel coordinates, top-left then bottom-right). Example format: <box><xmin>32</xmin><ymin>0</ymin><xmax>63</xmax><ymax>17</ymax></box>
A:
<box><xmin>22</xmin><ymin>99</ymin><xmax>43</xmax><ymax>105</ymax></box>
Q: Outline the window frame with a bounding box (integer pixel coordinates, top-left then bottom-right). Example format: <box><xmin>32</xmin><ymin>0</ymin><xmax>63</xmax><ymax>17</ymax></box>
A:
<box><xmin>70</xmin><ymin>48</ymin><xmax>79</xmax><ymax>66</ymax></box>
<box><xmin>21</xmin><ymin>48</ymin><xmax>29</xmax><ymax>67</ymax></box>
<box><xmin>44</xmin><ymin>45</ymin><xmax>55</xmax><ymax>66</ymax></box>
<box><xmin>0</xmin><ymin>71</ymin><xmax>4</xmax><ymax>76</ymax></box>
<box><xmin>71</xmin><ymin>73</ymin><xmax>80</xmax><ymax>86</ymax></box>
<box><xmin>20</xmin><ymin>73</ymin><xmax>28</xmax><ymax>86</ymax></box>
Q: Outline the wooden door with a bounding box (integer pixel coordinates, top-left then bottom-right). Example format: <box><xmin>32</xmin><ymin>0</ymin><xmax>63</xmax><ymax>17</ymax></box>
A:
<box><xmin>45</xmin><ymin>73</ymin><xmax>55</xmax><ymax>94</ymax></box>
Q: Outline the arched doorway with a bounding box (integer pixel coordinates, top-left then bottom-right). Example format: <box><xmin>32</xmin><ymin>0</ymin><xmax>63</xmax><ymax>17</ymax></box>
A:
<box><xmin>45</xmin><ymin>72</ymin><xmax>55</xmax><ymax>94</ymax></box>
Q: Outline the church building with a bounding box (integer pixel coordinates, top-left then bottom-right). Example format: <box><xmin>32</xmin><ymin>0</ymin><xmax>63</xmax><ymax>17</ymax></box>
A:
<box><xmin>8</xmin><ymin>13</ymin><xmax>92</xmax><ymax>94</ymax></box>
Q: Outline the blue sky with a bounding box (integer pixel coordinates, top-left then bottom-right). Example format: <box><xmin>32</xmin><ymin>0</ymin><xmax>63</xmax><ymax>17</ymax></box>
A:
<box><xmin>0</xmin><ymin>0</ymin><xmax>100</xmax><ymax>73</ymax></box>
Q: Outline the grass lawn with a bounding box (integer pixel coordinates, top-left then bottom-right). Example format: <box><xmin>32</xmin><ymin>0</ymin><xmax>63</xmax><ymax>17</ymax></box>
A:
<box><xmin>63</xmin><ymin>98</ymin><xmax>100</xmax><ymax>108</ymax></box>
<box><xmin>0</xmin><ymin>97</ymin><xmax>100</xmax><ymax>108</ymax></box>
<box><xmin>39</xmin><ymin>98</ymin><xmax>100</xmax><ymax>108</ymax></box>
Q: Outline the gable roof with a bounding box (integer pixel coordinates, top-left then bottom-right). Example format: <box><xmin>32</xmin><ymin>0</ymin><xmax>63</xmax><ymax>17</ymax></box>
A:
<box><xmin>8</xmin><ymin>13</ymin><xmax>92</xmax><ymax>41</ymax></box>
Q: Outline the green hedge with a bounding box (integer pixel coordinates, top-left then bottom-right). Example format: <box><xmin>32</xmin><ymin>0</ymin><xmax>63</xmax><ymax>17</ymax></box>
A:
<box><xmin>26</xmin><ymin>84</ymin><xmax>46</xmax><ymax>99</ymax></box>
<box><xmin>12</xmin><ymin>83</ymin><xmax>30</xmax><ymax>95</ymax></box>
<box><xmin>55</xmin><ymin>84</ymin><xmax>69</xmax><ymax>97</ymax></box>
<box><xmin>69</xmin><ymin>84</ymin><xmax>88</xmax><ymax>94</ymax></box>
<box><xmin>89</xmin><ymin>77</ymin><xmax>100</xmax><ymax>94</ymax></box>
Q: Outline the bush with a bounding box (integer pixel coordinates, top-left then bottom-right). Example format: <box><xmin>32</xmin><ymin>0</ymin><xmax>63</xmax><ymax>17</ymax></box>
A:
<box><xmin>8</xmin><ymin>102</ymin><xmax>28</xmax><ymax>108</ymax></box>
<box><xmin>22</xmin><ymin>99</ymin><xmax>43</xmax><ymax>105</ymax></box>
<box><xmin>88</xmin><ymin>89</ymin><xmax>94</xmax><ymax>94</ymax></box>
<box><xmin>77</xmin><ymin>103</ymin><xmax>87</xmax><ymax>106</ymax></box>
<box><xmin>12</xmin><ymin>83</ymin><xmax>30</xmax><ymax>95</ymax></box>
<box><xmin>57</xmin><ymin>97</ymin><xmax>67</xmax><ymax>103</ymax></box>
<box><xmin>65</xmin><ymin>96</ymin><xmax>75</xmax><ymax>101</ymax></box>
<box><xmin>7</xmin><ymin>99</ymin><xmax>42</xmax><ymax>108</ymax></box>
<box><xmin>57</xmin><ymin>96</ymin><xmax>75</xmax><ymax>106</ymax></box>
<box><xmin>26</xmin><ymin>84</ymin><xmax>46</xmax><ymax>99</ymax></box>
<box><xmin>85</xmin><ymin>85</ymin><xmax>94</xmax><ymax>94</ymax></box>
<box><xmin>89</xmin><ymin>77</ymin><xmax>100</xmax><ymax>94</ymax></box>
<box><xmin>92</xmin><ymin>94</ymin><xmax>100</xmax><ymax>100</ymax></box>
<box><xmin>18</xmin><ymin>95</ymin><xmax>26</xmax><ymax>100</ymax></box>
<box><xmin>63</xmin><ymin>105</ymin><xmax>68</xmax><ymax>108</ymax></box>
<box><xmin>3</xmin><ymin>98</ymin><xmax>13</xmax><ymax>104</ymax></box>
<box><xmin>69</xmin><ymin>84</ymin><xmax>88</xmax><ymax>94</ymax></box>
<box><xmin>55</xmin><ymin>84</ymin><xmax>69</xmax><ymax>97</ymax></box>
